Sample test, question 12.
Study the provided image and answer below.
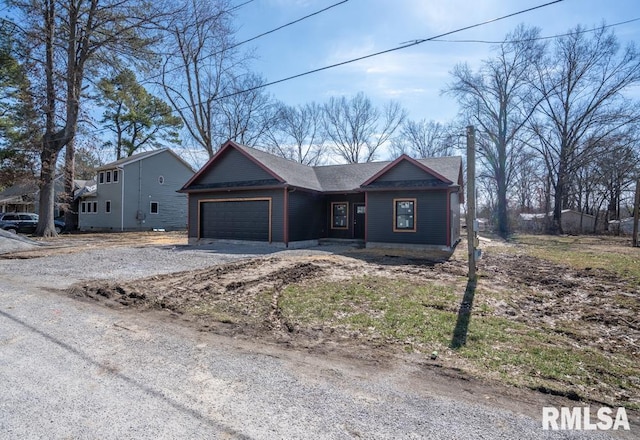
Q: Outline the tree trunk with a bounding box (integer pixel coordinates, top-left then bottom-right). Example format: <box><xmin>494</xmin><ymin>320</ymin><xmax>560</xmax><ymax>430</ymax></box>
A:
<box><xmin>551</xmin><ymin>171</ymin><xmax>564</xmax><ymax>234</ymax></box>
<box><xmin>35</xmin><ymin>146</ymin><xmax>59</xmax><ymax>237</ymax></box>
<box><xmin>63</xmin><ymin>139</ymin><xmax>76</xmax><ymax>231</ymax></box>
<box><xmin>496</xmin><ymin>168</ymin><xmax>509</xmax><ymax>237</ymax></box>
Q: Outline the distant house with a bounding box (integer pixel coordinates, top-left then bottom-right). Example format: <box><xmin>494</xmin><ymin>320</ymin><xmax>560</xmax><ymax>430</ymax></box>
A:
<box><xmin>78</xmin><ymin>148</ymin><xmax>194</xmax><ymax>231</ymax></box>
<box><xmin>0</xmin><ymin>177</ymin><xmax>87</xmax><ymax>219</ymax></box>
<box><xmin>180</xmin><ymin>140</ymin><xmax>464</xmax><ymax>250</ymax></box>
<box><xmin>609</xmin><ymin>217</ymin><xmax>639</xmax><ymax>235</ymax></box>
<box><xmin>0</xmin><ymin>180</ymin><xmax>39</xmax><ymax>214</ymax></box>
<box><xmin>518</xmin><ymin>209</ymin><xmax>595</xmax><ymax>234</ymax></box>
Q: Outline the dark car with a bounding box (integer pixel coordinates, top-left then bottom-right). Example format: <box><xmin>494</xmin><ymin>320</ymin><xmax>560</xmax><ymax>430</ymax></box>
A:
<box><xmin>0</xmin><ymin>212</ymin><xmax>65</xmax><ymax>234</ymax></box>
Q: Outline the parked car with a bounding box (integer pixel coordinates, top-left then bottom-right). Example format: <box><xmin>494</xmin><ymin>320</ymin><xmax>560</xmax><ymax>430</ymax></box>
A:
<box><xmin>0</xmin><ymin>212</ymin><xmax>65</xmax><ymax>234</ymax></box>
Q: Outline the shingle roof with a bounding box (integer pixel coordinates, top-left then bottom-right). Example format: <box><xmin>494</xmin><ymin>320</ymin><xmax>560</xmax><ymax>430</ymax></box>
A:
<box><xmin>314</xmin><ymin>162</ymin><xmax>388</xmax><ymax>192</ymax></box>
<box><xmin>234</xmin><ymin>144</ymin><xmax>324</xmax><ymax>192</ymax></box>
<box><xmin>97</xmin><ymin>148</ymin><xmax>195</xmax><ymax>172</ymax></box>
<box><xmin>189</xmin><ymin>141</ymin><xmax>462</xmax><ymax>193</ymax></box>
<box><xmin>416</xmin><ymin>156</ymin><xmax>463</xmax><ymax>184</ymax></box>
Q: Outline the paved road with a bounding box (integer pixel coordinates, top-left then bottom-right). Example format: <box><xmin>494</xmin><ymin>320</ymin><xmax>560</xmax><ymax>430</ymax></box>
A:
<box><xmin>0</xmin><ymin>246</ymin><xmax>629</xmax><ymax>439</ymax></box>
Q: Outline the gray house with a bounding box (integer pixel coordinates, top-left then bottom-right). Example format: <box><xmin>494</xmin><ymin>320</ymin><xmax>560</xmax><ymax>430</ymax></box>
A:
<box><xmin>180</xmin><ymin>140</ymin><xmax>463</xmax><ymax>250</ymax></box>
<box><xmin>79</xmin><ymin>148</ymin><xmax>194</xmax><ymax>231</ymax></box>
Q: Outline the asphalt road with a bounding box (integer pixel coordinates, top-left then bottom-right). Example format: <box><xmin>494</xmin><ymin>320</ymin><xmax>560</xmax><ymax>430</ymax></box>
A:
<box><xmin>0</xmin><ymin>245</ymin><xmax>630</xmax><ymax>439</ymax></box>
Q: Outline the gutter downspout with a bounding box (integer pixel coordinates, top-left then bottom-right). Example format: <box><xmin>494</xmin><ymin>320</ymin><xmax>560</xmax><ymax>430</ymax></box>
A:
<box><xmin>283</xmin><ymin>186</ymin><xmax>289</xmax><ymax>247</ymax></box>
<box><xmin>119</xmin><ymin>166</ymin><xmax>124</xmax><ymax>231</ymax></box>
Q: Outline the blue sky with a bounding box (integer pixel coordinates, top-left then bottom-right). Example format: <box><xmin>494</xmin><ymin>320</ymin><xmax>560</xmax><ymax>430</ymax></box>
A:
<box><xmin>233</xmin><ymin>0</ymin><xmax>640</xmax><ymax>124</ymax></box>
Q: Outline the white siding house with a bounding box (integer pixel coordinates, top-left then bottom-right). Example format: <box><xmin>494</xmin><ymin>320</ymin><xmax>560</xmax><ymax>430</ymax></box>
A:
<box><xmin>78</xmin><ymin>149</ymin><xmax>194</xmax><ymax>231</ymax></box>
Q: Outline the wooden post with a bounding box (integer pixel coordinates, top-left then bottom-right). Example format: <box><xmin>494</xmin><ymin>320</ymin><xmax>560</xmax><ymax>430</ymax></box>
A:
<box><xmin>633</xmin><ymin>179</ymin><xmax>640</xmax><ymax>247</ymax></box>
<box><xmin>466</xmin><ymin>126</ymin><xmax>476</xmax><ymax>281</ymax></box>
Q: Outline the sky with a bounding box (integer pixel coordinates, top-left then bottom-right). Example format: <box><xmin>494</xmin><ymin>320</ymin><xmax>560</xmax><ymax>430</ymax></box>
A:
<box><xmin>232</xmin><ymin>0</ymin><xmax>640</xmax><ymax>126</ymax></box>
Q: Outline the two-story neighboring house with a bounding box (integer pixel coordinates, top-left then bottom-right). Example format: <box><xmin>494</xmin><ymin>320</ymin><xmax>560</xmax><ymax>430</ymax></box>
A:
<box><xmin>78</xmin><ymin>148</ymin><xmax>195</xmax><ymax>231</ymax></box>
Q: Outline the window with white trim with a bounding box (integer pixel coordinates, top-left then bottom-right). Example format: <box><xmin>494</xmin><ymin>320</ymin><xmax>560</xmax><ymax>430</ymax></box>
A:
<box><xmin>113</xmin><ymin>170</ymin><xmax>119</xmax><ymax>182</ymax></box>
<box><xmin>150</xmin><ymin>201</ymin><xmax>159</xmax><ymax>214</ymax></box>
<box><xmin>105</xmin><ymin>200</ymin><xmax>111</xmax><ymax>213</ymax></box>
<box><xmin>98</xmin><ymin>172</ymin><xmax>105</xmax><ymax>184</ymax></box>
<box><xmin>106</xmin><ymin>170</ymin><xmax>112</xmax><ymax>183</ymax></box>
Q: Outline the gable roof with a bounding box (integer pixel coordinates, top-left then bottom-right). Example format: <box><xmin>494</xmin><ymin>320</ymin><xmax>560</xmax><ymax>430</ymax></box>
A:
<box><xmin>97</xmin><ymin>148</ymin><xmax>195</xmax><ymax>172</ymax></box>
<box><xmin>182</xmin><ymin>140</ymin><xmax>462</xmax><ymax>193</ymax></box>
<box><xmin>361</xmin><ymin>154</ymin><xmax>454</xmax><ymax>187</ymax></box>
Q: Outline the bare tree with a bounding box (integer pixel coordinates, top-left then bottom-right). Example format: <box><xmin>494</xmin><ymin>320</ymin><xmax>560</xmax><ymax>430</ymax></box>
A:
<box><xmin>8</xmin><ymin>0</ymin><xmax>163</xmax><ymax>236</ymax></box>
<box><xmin>323</xmin><ymin>92</ymin><xmax>406</xmax><ymax>163</ymax></box>
<box><xmin>511</xmin><ymin>148</ymin><xmax>543</xmax><ymax>212</ymax></box>
<box><xmin>446</xmin><ymin>25</ymin><xmax>545</xmax><ymax>237</ymax></box>
<box><xmin>390</xmin><ymin>119</ymin><xmax>456</xmax><ymax>159</ymax></box>
<box><xmin>215</xmin><ymin>73</ymin><xmax>275</xmax><ymax>147</ymax></box>
<box><xmin>265</xmin><ymin>101</ymin><xmax>327</xmax><ymax>165</ymax></box>
<box><xmin>530</xmin><ymin>24</ymin><xmax>640</xmax><ymax>233</ymax></box>
<box><xmin>161</xmin><ymin>0</ymin><xmax>249</xmax><ymax>158</ymax></box>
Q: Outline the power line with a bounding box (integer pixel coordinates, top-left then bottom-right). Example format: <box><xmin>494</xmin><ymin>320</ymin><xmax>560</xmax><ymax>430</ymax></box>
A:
<box><xmin>428</xmin><ymin>17</ymin><xmax>640</xmax><ymax>45</ymax></box>
<box><xmin>213</xmin><ymin>0</ymin><xmax>566</xmax><ymax>101</ymax></box>
<box><xmin>93</xmin><ymin>0</ymin><xmax>568</xmax><ymax>136</ymax></box>
<box><xmin>225</xmin><ymin>0</ymin><xmax>349</xmax><ymax>54</ymax></box>
<box><xmin>140</xmin><ymin>0</ymin><xmax>349</xmax><ymax>86</ymax></box>
<box><xmin>230</xmin><ymin>0</ymin><xmax>254</xmax><ymax>12</ymax></box>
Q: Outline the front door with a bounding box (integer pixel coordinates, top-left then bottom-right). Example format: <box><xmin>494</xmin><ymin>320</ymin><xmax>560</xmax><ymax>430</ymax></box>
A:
<box><xmin>353</xmin><ymin>203</ymin><xmax>366</xmax><ymax>239</ymax></box>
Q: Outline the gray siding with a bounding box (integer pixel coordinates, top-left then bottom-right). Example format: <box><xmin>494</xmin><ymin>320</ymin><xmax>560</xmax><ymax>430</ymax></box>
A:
<box><xmin>79</xmin><ymin>150</ymin><xmax>193</xmax><ymax>231</ymax></box>
<box><xmin>450</xmin><ymin>191</ymin><xmax>460</xmax><ymax>244</ymax></box>
<box><xmin>373</xmin><ymin>160</ymin><xmax>438</xmax><ymax>182</ymax></box>
<box><xmin>194</xmin><ymin>148</ymin><xmax>274</xmax><ymax>186</ymax></box>
<box><xmin>130</xmin><ymin>151</ymin><xmax>192</xmax><ymax>230</ymax></box>
<box><xmin>324</xmin><ymin>194</ymin><xmax>365</xmax><ymax>239</ymax></box>
<box><xmin>188</xmin><ymin>189</ymin><xmax>284</xmax><ymax>242</ymax></box>
<box><xmin>287</xmin><ymin>190</ymin><xmax>324</xmax><ymax>241</ymax></box>
<box><xmin>78</xmin><ymin>171</ymin><xmax>122</xmax><ymax>231</ymax></box>
<box><xmin>367</xmin><ymin>190</ymin><xmax>449</xmax><ymax>245</ymax></box>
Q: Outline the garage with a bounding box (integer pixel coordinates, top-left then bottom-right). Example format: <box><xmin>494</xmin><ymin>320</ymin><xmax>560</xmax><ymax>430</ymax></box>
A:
<box><xmin>199</xmin><ymin>198</ymin><xmax>271</xmax><ymax>242</ymax></box>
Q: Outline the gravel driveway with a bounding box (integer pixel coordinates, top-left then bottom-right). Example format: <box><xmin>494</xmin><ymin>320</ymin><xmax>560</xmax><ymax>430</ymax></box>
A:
<box><xmin>0</xmin><ymin>240</ymin><xmax>629</xmax><ymax>439</ymax></box>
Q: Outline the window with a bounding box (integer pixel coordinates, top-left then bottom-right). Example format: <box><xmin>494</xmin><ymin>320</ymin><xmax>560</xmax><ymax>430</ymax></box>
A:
<box><xmin>81</xmin><ymin>201</ymin><xmax>98</xmax><ymax>214</ymax></box>
<box><xmin>105</xmin><ymin>200</ymin><xmax>111</xmax><ymax>213</ymax></box>
<box><xmin>331</xmin><ymin>202</ymin><xmax>348</xmax><ymax>229</ymax></box>
<box><xmin>99</xmin><ymin>172</ymin><xmax>105</xmax><ymax>184</ymax></box>
<box><xmin>150</xmin><ymin>201</ymin><xmax>159</xmax><ymax>214</ymax></box>
<box><xmin>158</xmin><ymin>175</ymin><xmax>164</xmax><ymax>185</ymax></box>
<box><xmin>113</xmin><ymin>170</ymin><xmax>119</xmax><ymax>183</ymax></box>
<box><xmin>394</xmin><ymin>199</ymin><xmax>416</xmax><ymax>232</ymax></box>
<box><xmin>106</xmin><ymin>170</ymin><xmax>112</xmax><ymax>183</ymax></box>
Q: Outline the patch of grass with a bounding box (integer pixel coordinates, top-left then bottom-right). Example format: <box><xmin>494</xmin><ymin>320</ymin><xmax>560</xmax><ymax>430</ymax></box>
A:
<box><xmin>455</xmin><ymin>315</ymin><xmax>640</xmax><ymax>409</ymax></box>
<box><xmin>280</xmin><ymin>276</ymin><xmax>457</xmax><ymax>347</ymax></box>
<box><xmin>279</xmin><ymin>272</ymin><xmax>640</xmax><ymax>410</ymax></box>
<box><xmin>511</xmin><ymin>234</ymin><xmax>640</xmax><ymax>284</ymax></box>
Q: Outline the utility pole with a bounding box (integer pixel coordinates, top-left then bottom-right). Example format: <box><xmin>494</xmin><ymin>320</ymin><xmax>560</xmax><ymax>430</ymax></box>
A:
<box><xmin>633</xmin><ymin>178</ymin><xmax>640</xmax><ymax>247</ymax></box>
<box><xmin>466</xmin><ymin>126</ymin><xmax>477</xmax><ymax>281</ymax></box>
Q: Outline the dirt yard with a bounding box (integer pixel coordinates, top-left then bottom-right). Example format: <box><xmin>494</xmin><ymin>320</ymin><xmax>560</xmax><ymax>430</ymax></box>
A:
<box><xmin>3</xmin><ymin>231</ymin><xmax>639</xmax><ymax>416</ymax></box>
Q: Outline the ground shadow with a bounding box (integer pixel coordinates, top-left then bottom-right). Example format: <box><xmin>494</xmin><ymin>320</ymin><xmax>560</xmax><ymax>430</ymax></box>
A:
<box><xmin>450</xmin><ymin>279</ymin><xmax>477</xmax><ymax>349</ymax></box>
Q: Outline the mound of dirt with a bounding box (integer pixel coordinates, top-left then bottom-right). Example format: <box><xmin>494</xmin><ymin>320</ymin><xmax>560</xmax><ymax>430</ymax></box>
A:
<box><xmin>0</xmin><ymin>229</ymin><xmax>41</xmax><ymax>255</ymax></box>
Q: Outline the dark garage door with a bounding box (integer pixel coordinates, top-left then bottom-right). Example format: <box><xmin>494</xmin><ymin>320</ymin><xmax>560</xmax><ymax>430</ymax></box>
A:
<box><xmin>200</xmin><ymin>199</ymin><xmax>270</xmax><ymax>241</ymax></box>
